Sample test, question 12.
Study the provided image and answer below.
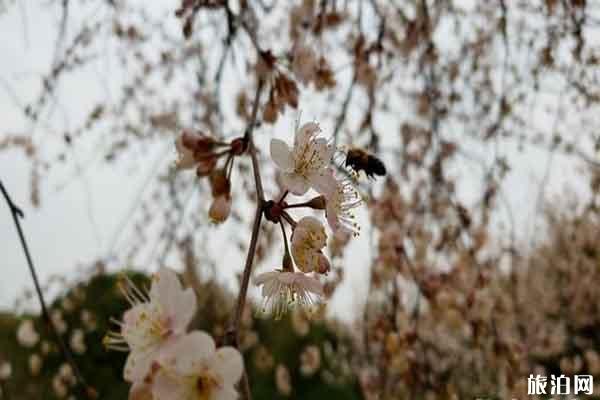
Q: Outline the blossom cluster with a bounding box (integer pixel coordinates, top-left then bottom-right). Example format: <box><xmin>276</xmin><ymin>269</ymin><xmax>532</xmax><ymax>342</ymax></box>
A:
<box><xmin>253</xmin><ymin>120</ymin><xmax>362</xmax><ymax>318</ymax></box>
<box><xmin>104</xmin><ymin>268</ymin><xmax>243</xmax><ymax>400</ymax></box>
<box><xmin>175</xmin><ymin>130</ymin><xmax>249</xmax><ymax>224</ymax></box>
<box><xmin>174</xmin><ymin>119</ymin><xmax>362</xmax><ymax>319</ymax></box>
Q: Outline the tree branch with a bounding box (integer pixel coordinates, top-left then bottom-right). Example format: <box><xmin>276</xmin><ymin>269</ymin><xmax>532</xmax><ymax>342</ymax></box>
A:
<box><xmin>225</xmin><ymin>80</ymin><xmax>265</xmax><ymax>400</ymax></box>
<box><xmin>0</xmin><ymin>180</ymin><xmax>96</xmax><ymax>399</ymax></box>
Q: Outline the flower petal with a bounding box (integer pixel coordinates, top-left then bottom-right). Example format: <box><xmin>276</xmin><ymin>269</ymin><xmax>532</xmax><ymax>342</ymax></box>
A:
<box><xmin>124</xmin><ymin>348</ymin><xmax>155</xmax><ymax>383</ymax></box>
<box><xmin>152</xmin><ymin>369</ymin><xmax>190</xmax><ymax>400</ymax></box>
<box><xmin>254</xmin><ymin>271</ymin><xmax>279</xmax><ymax>286</ymax></box>
<box><xmin>298</xmin><ymin>275</ymin><xmax>324</xmax><ymax>296</ymax></box>
<box><xmin>311</xmin><ymin>169</ymin><xmax>337</xmax><ymax>196</ymax></box>
<box><xmin>150</xmin><ymin>268</ymin><xmax>196</xmax><ymax>333</ymax></box>
<box><xmin>175</xmin><ymin>136</ymin><xmax>196</xmax><ymax>170</ymax></box>
<box><xmin>150</xmin><ymin>267</ymin><xmax>182</xmax><ymax>308</ymax></box>
<box><xmin>294</xmin><ymin>122</ymin><xmax>320</xmax><ymax>148</ymax></box>
<box><xmin>281</xmin><ymin>172</ymin><xmax>310</xmax><ymax>195</ymax></box>
<box><xmin>211</xmin><ymin>347</ymin><xmax>244</xmax><ymax>386</ymax></box>
<box><xmin>312</xmin><ymin>138</ymin><xmax>334</xmax><ymax>169</ymax></box>
<box><xmin>121</xmin><ymin>303</ymin><xmax>154</xmax><ymax>344</ymax></box>
<box><xmin>213</xmin><ymin>386</ymin><xmax>239</xmax><ymax>400</ymax></box>
<box><xmin>326</xmin><ymin>206</ymin><xmax>340</xmax><ymax>232</ymax></box>
<box><xmin>160</xmin><ymin>331</ymin><xmax>216</xmax><ymax>375</ymax></box>
<box><xmin>129</xmin><ymin>382</ymin><xmax>153</xmax><ymax>400</ymax></box>
<box><xmin>270</xmin><ymin>139</ymin><xmax>294</xmax><ymax>171</ymax></box>
<box><xmin>169</xmin><ymin>288</ymin><xmax>197</xmax><ymax>333</ymax></box>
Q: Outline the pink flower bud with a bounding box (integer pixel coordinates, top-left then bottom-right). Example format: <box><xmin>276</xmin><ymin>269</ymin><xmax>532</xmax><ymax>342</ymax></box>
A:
<box><xmin>196</xmin><ymin>156</ymin><xmax>217</xmax><ymax>177</ymax></box>
<box><xmin>209</xmin><ymin>195</ymin><xmax>232</xmax><ymax>224</ymax></box>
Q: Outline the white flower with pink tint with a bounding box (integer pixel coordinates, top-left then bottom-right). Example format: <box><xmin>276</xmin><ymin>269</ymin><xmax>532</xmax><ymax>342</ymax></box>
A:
<box><xmin>322</xmin><ymin>172</ymin><xmax>362</xmax><ymax>236</ymax></box>
<box><xmin>270</xmin><ymin>121</ymin><xmax>334</xmax><ymax>195</ymax></box>
<box><xmin>292</xmin><ymin>41</ymin><xmax>318</xmax><ymax>85</ymax></box>
<box><xmin>153</xmin><ymin>331</ymin><xmax>243</xmax><ymax>400</ymax></box>
<box><xmin>254</xmin><ymin>270</ymin><xmax>324</xmax><ymax>319</ymax></box>
<box><xmin>104</xmin><ymin>268</ymin><xmax>197</xmax><ymax>384</ymax></box>
<box><xmin>16</xmin><ymin>319</ymin><xmax>39</xmax><ymax>348</ymax></box>
<box><xmin>291</xmin><ymin>216</ymin><xmax>330</xmax><ymax>274</ymax></box>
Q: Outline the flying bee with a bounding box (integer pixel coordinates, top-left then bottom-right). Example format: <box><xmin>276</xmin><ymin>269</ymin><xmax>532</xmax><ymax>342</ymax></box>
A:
<box><xmin>344</xmin><ymin>148</ymin><xmax>386</xmax><ymax>179</ymax></box>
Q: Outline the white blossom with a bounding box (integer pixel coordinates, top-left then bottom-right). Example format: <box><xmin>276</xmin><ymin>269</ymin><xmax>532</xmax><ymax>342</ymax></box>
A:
<box><xmin>275</xmin><ymin>364</ymin><xmax>292</xmax><ymax>396</ymax></box>
<box><xmin>291</xmin><ymin>216</ymin><xmax>330</xmax><ymax>273</ymax></box>
<box><xmin>70</xmin><ymin>329</ymin><xmax>86</xmax><ymax>354</ymax></box>
<box><xmin>254</xmin><ymin>270</ymin><xmax>323</xmax><ymax>319</ymax></box>
<box><xmin>299</xmin><ymin>345</ymin><xmax>321</xmax><ymax>376</ymax></box>
<box><xmin>0</xmin><ymin>361</ymin><xmax>12</xmax><ymax>380</ymax></box>
<box><xmin>270</xmin><ymin>121</ymin><xmax>334</xmax><ymax>195</ymax></box>
<box><xmin>322</xmin><ymin>171</ymin><xmax>362</xmax><ymax>235</ymax></box>
<box><xmin>153</xmin><ymin>331</ymin><xmax>243</xmax><ymax>400</ymax></box>
<box><xmin>29</xmin><ymin>353</ymin><xmax>42</xmax><ymax>376</ymax></box>
<box><xmin>104</xmin><ymin>267</ymin><xmax>197</xmax><ymax>383</ymax></box>
<box><xmin>16</xmin><ymin>319</ymin><xmax>39</xmax><ymax>348</ymax></box>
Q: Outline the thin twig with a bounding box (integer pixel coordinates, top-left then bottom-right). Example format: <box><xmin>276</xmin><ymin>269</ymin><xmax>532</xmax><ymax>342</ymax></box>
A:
<box><xmin>225</xmin><ymin>80</ymin><xmax>265</xmax><ymax>400</ymax></box>
<box><xmin>0</xmin><ymin>180</ymin><xmax>95</xmax><ymax>399</ymax></box>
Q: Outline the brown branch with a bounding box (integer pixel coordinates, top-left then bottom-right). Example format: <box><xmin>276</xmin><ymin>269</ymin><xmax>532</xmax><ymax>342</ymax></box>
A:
<box><xmin>0</xmin><ymin>180</ymin><xmax>96</xmax><ymax>399</ymax></box>
<box><xmin>225</xmin><ymin>80</ymin><xmax>265</xmax><ymax>400</ymax></box>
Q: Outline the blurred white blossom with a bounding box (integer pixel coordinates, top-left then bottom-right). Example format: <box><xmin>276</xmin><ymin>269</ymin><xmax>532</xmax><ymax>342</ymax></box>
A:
<box><xmin>16</xmin><ymin>320</ymin><xmax>39</xmax><ymax>348</ymax></box>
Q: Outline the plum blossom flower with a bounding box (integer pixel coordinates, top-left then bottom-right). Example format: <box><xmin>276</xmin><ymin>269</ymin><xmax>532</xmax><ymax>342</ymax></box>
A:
<box><xmin>253</xmin><ymin>346</ymin><xmax>275</xmax><ymax>372</ymax></box>
<box><xmin>299</xmin><ymin>345</ymin><xmax>321</xmax><ymax>376</ymax></box>
<box><xmin>290</xmin><ymin>309</ymin><xmax>310</xmax><ymax>337</ymax></box>
<box><xmin>70</xmin><ymin>329</ymin><xmax>86</xmax><ymax>354</ymax></box>
<box><xmin>322</xmin><ymin>172</ymin><xmax>362</xmax><ymax>236</ymax></box>
<box><xmin>50</xmin><ymin>310</ymin><xmax>67</xmax><ymax>334</ymax></box>
<box><xmin>291</xmin><ymin>41</ymin><xmax>318</xmax><ymax>85</ymax></box>
<box><xmin>254</xmin><ymin>270</ymin><xmax>324</xmax><ymax>319</ymax></box>
<box><xmin>52</xmin><ymin>374</ymin><xmax>68</xmax><ymax>398</ymax></box>
<box><xmin>104</xmin><ymin>268</ymin><xmax>197</xmax><ymax>383</ymax></box>
<box><xmin>29</xmin><ymin>353</ymin><xmax>42</xmax><ymax>376</ymax></box>
<box><xmin>275</xmin><ymin>364</ymin><xmax>292</xmax><ymax>396</ymax></box>
<box><xmin>270</xmin><ymin>121</ymin><xmax>334</xmax><ymax>195</ymax></box>
<box><xmin>153</xmin><ymin>331</ymin><xmax>243</xmax><ymax>400</ymax></box>
<box><xmin>16</xmin><ymin>319</ymin><xmax>39</xmax><ymax>348</ymax></box>
<box><xmin>0</xmin><ymin>361</ymin><xmax>11</xmax><ymax>380</ymax></box>
<box><xmin>291</xmin><ymin>216</ymin><xmax>330</xmax><ymax>273</ymax></box>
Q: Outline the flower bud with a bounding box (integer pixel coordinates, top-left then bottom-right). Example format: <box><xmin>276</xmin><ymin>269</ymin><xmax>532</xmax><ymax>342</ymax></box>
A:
<box><xmin>306</xmin><ymin>195</ymin><xmax>327</xmax><ymax>210</ymax></box>
<box><xmin>181</xmin><ymin>130</ymin><xmax>216</xmax><ymax>154</ymax></box>
<box><xmin>196</xmin><ymin>156</ymin><xmax>217</xmax><ymax>177</ymax></box>
<box><xmin>209</xmin><ymin>195</ymin><xmax>232</xmax><ymax>224</ymax></box>
<box><xmin>282</xmin><ymin>251</ymin><xmax>294</xmax><ymax>272</ymax></box>
<box><xmin>209</xmin><ymin>169</ymin><xmax>230</xmax><ymax>197</ymax></box>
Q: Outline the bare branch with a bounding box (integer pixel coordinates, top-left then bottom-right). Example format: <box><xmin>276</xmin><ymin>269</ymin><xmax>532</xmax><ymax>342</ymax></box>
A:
<box><xmin>0</xmin><ymin>179</ymin><xmax>96</xmax><ymax>399</ymax></box>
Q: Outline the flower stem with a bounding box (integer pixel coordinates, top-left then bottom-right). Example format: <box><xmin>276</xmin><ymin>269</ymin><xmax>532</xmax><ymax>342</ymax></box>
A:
<box><xmin>281</xmin><ymin>211</ymin><xmax>297</xmax><ymax>228</ymax></box>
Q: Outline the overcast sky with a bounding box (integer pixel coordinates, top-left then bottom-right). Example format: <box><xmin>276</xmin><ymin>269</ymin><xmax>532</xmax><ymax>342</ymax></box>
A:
<box><xmin>0</xmin><ymin>0</ymin><xmax>592</xmax><ymax>321</ymax></box>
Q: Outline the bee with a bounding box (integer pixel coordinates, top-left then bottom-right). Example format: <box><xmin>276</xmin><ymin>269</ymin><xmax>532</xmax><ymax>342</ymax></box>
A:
<box><xmin>345</xmin><ymin>148</ymin><xmax>387</xmax><ymax>179</ymax></box>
